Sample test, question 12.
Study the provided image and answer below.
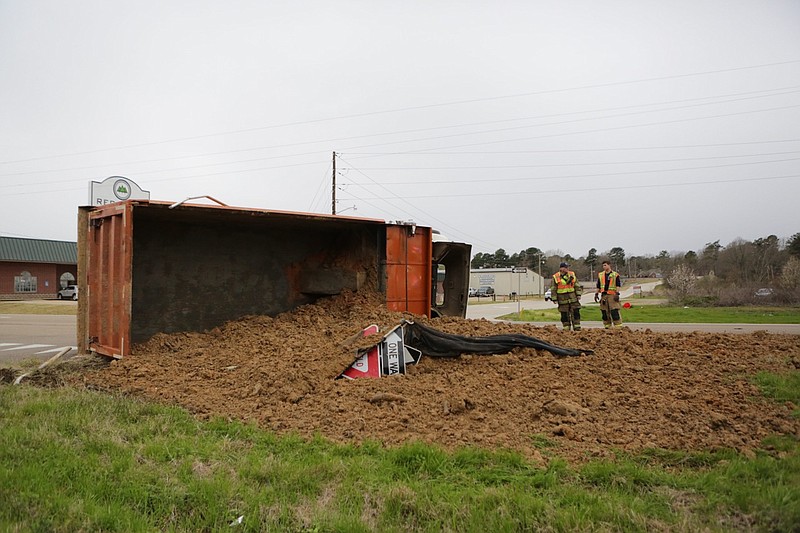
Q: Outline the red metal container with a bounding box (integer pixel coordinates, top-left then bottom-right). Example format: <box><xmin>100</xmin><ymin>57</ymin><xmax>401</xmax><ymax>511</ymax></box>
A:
<box><xmin>77</xmin><ymin>201</ymin><xmax>468</xmax><ymax>358</ymax></box>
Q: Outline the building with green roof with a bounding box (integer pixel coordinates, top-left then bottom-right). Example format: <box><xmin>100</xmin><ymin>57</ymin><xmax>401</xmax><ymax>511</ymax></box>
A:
<box><xmin>0</xmin><ymin>236</ymin><xmax>77</xmax><ymax>300</ymax></box>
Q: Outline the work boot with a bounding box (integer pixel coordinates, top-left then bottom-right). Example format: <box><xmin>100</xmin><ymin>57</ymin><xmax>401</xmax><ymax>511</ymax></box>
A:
<box><xmin>561</xmin><ymin>323</ymin><xmax>571</xmax><ymax>330</ymax></box>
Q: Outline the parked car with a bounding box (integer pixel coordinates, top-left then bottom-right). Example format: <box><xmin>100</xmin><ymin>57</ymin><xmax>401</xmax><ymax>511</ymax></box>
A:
<box><xmin>544</xmin><ymin>289</ymin><xmax>552</xmax><ymax>301</ymax></box>
<box><xmin>475</xmin><ymin>286</ymin><xmax>495</xmax><ymax>297</ymax></box>
<box><xmin>754</xmin><ymin>288</ymin><xmax>774</xmax><ymax>297</ymax></box>
<box><xmin>57</xmin><ymin>285</ymin><xmax>78</xmax><ymax>300</ymax></box>
<box><xmin>468</xmin><ymin>287</ymin><xmax>477</xmax><ymax>297</ymax></box>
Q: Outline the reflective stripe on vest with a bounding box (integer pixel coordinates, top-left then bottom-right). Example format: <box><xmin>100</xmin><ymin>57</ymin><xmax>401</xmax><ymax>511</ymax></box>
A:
<box><xmin>598</xmin><ymin>271</ymin><xmax>620</xmax><ymax>294</ymax></box>
<box><xmin>553</xmin><ymin>271</ymin><xmax>577</xmax><ymax>293</ymax></box>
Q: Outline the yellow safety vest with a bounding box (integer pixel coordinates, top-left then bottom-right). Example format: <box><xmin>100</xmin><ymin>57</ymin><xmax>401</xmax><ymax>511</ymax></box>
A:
<box><xmin>598</xmin><ymin>271</ymin><xmax>620</xmax><ymax>294</ymax></box>
<box><xmin>553</xmin><ymin>271</ymin><xmax>577</xmax><ymax>293</ymax></box>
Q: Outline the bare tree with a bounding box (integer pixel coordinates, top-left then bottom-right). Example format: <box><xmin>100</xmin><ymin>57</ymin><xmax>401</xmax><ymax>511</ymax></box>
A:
<box><xmin>780</xmin><ymin>256</ymin><xmax>800</xmax><ymax>290</ymax></box>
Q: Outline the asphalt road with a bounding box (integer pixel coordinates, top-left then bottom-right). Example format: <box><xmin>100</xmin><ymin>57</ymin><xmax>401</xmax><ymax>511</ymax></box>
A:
<box><xmin>467</xmin><ymin>281</ymin><xmax>662</xmax><ymax>317</ymax></box>
<box><xmin>0</xmin><ymin>313</ymin><xmax>77</xmax><ymax>365</ymax></box>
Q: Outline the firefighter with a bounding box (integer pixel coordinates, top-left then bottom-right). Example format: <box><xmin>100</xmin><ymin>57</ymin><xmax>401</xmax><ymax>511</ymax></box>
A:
<box><xmin>550</xmin><ymin>262</ymin><xmax>582</xmax><ymax>331</ymax></box>
<box><xmin>594</xmin><ymin>260</ymin><xmax>623</xmax><ymax>328</ymax></box>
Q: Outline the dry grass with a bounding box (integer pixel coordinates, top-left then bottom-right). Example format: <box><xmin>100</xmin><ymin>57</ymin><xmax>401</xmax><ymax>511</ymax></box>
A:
<box><xmin>0</xmin><ymin>301</ymin><xmax>77</xmax><ymax>315</ymax></box>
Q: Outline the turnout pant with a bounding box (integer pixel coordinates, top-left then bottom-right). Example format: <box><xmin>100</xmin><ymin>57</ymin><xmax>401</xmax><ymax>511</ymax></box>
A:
<box><xmin>557</xmin><ymin>301</ymin><xmax>581</xmax><ymax>331</ymax></box>
<box><xmin>599</xmin><ymin>294</ymin><xmax>622</xmax><ymax>327</ymax></box>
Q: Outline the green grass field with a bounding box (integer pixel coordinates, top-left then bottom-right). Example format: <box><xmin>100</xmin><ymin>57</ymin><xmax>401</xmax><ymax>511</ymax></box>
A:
<box><xmin>0</xmin><ymin>301</ymin><xmax>77</xmax><ymax>316</ymax></box>
<box><xmin>504</xmin><ymin>305</ymin><xmax>800</xmax><ymax>324</ymax></box>
<box><xmin>1</xmin><ymin>376</ymin><xmax>799</xmax><ymax>532</ymax></box>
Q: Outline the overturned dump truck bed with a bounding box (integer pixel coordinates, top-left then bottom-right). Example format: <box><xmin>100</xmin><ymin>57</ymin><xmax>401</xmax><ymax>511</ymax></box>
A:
<box><xmin>77</xmin><ymin>201</ymin><xmax>471</xmax><ymax>358</ymax></box>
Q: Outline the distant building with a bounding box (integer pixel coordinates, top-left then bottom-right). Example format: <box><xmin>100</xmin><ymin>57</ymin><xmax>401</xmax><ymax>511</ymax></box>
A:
<box><xmin>0</xmin><ymin>236</ymin><xmax>77</xmax><ymax>300</ymax></box>
<box><xmin>470</xmin><ymin>268</ymin><xmax>546</xmax><ymax>297</ymax></box>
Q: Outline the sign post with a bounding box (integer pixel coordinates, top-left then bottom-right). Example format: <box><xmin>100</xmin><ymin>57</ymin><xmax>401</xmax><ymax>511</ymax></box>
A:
<box><xmin>512</xmin><ymin>267</ymin><xmax>527</xmax><ymax>316</ymax></box>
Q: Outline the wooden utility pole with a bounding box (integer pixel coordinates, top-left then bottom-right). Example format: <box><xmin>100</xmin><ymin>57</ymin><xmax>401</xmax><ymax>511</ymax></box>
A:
<box><xmin>331</xmin><ymin>151</ymin><xmax>336</xmax><ymax>215</ymax></box>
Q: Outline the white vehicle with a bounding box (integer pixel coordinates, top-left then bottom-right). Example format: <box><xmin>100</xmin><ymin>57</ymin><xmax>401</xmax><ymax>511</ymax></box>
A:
<box><xmin>544</xmin><ymin>289</ymin><xmax>552</xmax><ymax>301</ymax></box>
<box><xmin>57</xmin><ymin>285</ymin><xmax>78</xmax><ymax>300</ymax></box>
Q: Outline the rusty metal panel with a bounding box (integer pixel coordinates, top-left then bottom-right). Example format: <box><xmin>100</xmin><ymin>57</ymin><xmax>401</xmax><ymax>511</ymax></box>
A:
<box><xmin>81</xmin><ymin>200</ymin><xmax>447</xmax><ymax>357</ymax></box>
<box><xmin>86</xmin><ymin>203</ymin><xmax>132</xmax><ymax>357</ymax></box>
<box><xmin>385</xmin><ymin>225</ymin><xmax>432</xmax><ymax>317</ymax></box>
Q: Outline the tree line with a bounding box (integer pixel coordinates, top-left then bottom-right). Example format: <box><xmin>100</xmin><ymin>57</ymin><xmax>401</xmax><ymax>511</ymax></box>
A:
<box><xmin>471</xmin><ymin>233</ymin><xmax>800</xmax><ymax>288</ymax></box>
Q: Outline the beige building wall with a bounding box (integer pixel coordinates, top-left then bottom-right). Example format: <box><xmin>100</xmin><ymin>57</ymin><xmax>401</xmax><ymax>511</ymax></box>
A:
<box><xmin>470</xmin><ymin>268</ymin><xmax>546</xmax><ymax>297</ymax></box>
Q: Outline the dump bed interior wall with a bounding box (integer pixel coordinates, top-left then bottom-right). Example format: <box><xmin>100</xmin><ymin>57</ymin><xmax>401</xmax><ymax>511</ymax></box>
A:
<box><xmin>128</xmin><ymin>205</ymin><xmax>384</xmax><ymax>343</ymax></box>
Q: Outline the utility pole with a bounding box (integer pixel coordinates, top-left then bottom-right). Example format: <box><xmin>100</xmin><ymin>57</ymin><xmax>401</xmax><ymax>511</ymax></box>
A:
<box><xmin>331</xmin><ymin>151</ymin><xmax>336</xmax><ymax>215</ymax></box>
<box><xmin>538</xmin><ymin>253</ymin><xmax>543</xmax><ymax>296</ymax></box>
<box><xmin>512</xmin><ymin>267</ymin><xmax>526</xmax><ymax>317</ymax></box>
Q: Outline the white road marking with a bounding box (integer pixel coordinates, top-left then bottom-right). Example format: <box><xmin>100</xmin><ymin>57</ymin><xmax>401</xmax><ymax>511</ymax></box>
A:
<box><xmin>0</xmin><ymin>343</ymin><xmax>23</xmax><ymax>347</ymax></box>
<box><xmin>35</xmin><ymin>346</ymin><xmax>77</xmax><ymax>355</ymax></box>
<box><xmin>1</xmin><ymin>344</ymin><xmax>54</xmax><ymax>351</ymax></box>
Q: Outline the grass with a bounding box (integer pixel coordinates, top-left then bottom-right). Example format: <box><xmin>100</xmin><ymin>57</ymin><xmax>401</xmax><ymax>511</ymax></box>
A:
<box><xmin>1</xmin><ymin>376</ymin><xmax>798</xmax><ymax>532</ymax></box>
<box><xmin>752</xmin><ymin>371</ymin><xmax>800</xmax><ymax>418</ymax></box>
<box><xmin>503</xmin><ymin>304</ymin><xmax>800</xmax><ymax>324</ymax></box>
<box><xmin>0</xmin><ymin>301</ymin><xmax>77</xmax><ymax>316</ymax></box>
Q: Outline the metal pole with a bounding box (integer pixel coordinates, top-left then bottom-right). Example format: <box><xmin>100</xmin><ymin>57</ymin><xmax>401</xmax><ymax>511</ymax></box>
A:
<box><xmin>517</xmin><ymin>271</ymin><xmax>521</xmax><ymax>317</ymax></box>
<box><xmin>538</xmin><ymin>253</ymin><xmax>543</xmax><ymax>296</ymax></box>
<box><xmin>332</xmin><ymin>151</ymin><xmax>336</xmax><ymax>215</ymax></box>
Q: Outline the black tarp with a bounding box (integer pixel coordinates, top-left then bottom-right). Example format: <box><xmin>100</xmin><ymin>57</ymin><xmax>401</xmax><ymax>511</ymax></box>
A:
<box><xmin>402</xmin><ymin>320</ymin><xmax>593</xmax><ymax>358</ymax></box>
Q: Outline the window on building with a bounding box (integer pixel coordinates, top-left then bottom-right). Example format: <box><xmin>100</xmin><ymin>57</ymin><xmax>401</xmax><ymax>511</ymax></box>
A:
<box><xmin>60</xmin><ymin>272</ymin><xmax>75</xmax><ymax>288</ymax></box>
<box><xmin>14</xmin><ymin>271</ymin><xmax>37</xmax><ymax>293</ymax></box>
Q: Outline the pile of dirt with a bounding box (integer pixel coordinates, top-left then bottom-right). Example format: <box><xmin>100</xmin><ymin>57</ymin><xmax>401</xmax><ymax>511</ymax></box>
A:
<box><xmin>54</xmin><ymin>292</ymin><xmax>800</xmax><ymax>463</ymax></box>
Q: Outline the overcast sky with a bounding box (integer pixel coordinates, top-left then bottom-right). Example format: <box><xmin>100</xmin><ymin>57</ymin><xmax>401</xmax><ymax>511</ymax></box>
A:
<box><xmin>1</xmin><ymin>1</ymin><xmax>799</xmax><ymax>259</ymax></box>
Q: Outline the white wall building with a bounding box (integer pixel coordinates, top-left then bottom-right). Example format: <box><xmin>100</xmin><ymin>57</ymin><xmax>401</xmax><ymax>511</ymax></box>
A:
<box><xmin>470</xmin><ymin>268</ymin><xmax>546</xmax><ymax>297</ymax></box>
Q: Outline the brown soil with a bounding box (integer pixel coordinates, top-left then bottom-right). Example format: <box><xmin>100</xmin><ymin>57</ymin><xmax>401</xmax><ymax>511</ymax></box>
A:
<box><xmin>15</xmin><ymin>291</ymin><xmax>800</xmax><ymax>464</ymax></box>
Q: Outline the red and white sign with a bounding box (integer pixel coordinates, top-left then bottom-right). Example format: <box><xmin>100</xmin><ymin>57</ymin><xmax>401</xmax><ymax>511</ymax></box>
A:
<box><xmin>338</xmin><ymin>323</ymin><xmax>422</xmax><ymax>380</ymax></box>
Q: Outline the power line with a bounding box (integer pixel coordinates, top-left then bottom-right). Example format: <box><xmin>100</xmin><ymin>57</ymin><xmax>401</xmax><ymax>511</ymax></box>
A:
<box><xmin>6</xmin><ymin>133</ymin><xmax>796</xmax><ymax>195</ymax></box>
<box><xmin>307</xmin><ymin>161</ymin><xmax>333</xmax><ymax>212</ymax></box>
<box><xmin>2</xmin><ymin>58</ymin><xmax>798</xmax><ymax>165</ymax></box>
<box><xmin>0</xmin><ymin>158</ymin><xmax>330</xmax><ymax>191</ymax></box>
<box><xmin>345</xmin><ymin>138</ymin><xmax>800</xmax><ymax>155</ymax></box>
<box><xmin>343</xmin><ymin>156</ymin><xmax>800</xmax><ymax>186</ymax></box>
<box><xmin>344</xmin><ymin>173</ymin><xmax>800</xmax><ymax>200</ymax></box>
<box><xmin>341</xmin><ymin>150</ymin><xmax>800</xmax><ymax>171</ymax></box>
<box><xmin>335</xmin><ymin>155</ymin><xmax>502</xmax><ymax>250</ymax></box>
<box><xmin>4</xmin><ymin>84</ymin><xmax>797</xmax><ymax>180</ymax></box>
<box><xmin>380</xmin><ymin>104</ymin><xmax>800</xmax><ymax>154</ymax></box>
<box><xmin>334</xmin><ymin>91</ymin><xmax>800</xmax><ymax>156</ymax></box>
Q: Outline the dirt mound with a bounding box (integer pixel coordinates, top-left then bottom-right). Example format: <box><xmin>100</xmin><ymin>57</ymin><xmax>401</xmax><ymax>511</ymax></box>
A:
<box><xmin>63</xmin><ymin>291</ymin><xmax>800</xmax><ymax>463</ymax></box>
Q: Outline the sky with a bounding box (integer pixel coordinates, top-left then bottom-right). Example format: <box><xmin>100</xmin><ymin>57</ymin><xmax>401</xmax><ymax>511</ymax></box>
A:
<box><xmin>1</xmin><ymin>0</ymin><xmax>799</xmax><ymax>259</ymax></box>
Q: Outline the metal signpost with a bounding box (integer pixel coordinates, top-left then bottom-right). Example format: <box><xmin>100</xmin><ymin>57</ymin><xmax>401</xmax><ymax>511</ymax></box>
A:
<box><xmin>512</xmin><ymin>267</ymin><xmax>527</xmax><ymax>316</ymax></box>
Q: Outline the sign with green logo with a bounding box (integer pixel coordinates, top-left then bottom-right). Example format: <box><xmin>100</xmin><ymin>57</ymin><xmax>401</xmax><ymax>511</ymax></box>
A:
<box><xmin>89</xmin><ymin>176</ymin><xmax>150</xmax><ymax>205</ymax></box>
